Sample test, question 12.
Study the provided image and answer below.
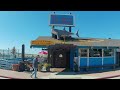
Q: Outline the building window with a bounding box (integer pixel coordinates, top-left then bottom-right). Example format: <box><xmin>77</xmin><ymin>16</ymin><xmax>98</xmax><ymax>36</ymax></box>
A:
<box><xmin>104</xmin><ymin>49</ymin><xmax>114</xmax><ymax>57</ymax></box>
<box><xmin>79</xmin><ymin>49</ymin><xmax>87</xmax><ymax>57</ymax></box>
<box><xmin>89</xmin><ymin>49</ymin><xmax>102</xmax><ymax>57</ymax></box>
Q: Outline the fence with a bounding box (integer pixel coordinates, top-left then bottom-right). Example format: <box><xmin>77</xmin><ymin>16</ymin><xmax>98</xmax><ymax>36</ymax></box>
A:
<box><xmin>0</xmin><ymin>49</ymin><xmax>20</xmax><ymax>70</ymax></box>
<box><xmin>0</xmin><ymin>59</ymin><xmax>23</xmax><ymax>70</ymax></box>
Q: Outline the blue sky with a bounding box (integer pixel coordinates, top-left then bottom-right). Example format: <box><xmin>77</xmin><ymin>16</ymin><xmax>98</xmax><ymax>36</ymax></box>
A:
<box><xmin>0</xmin><ymin>11</ymin><xmax>120</xmax><ymax>54</ymax></box>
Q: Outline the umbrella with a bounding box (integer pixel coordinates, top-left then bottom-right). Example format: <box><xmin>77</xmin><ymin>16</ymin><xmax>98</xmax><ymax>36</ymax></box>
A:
<box><xmin>39</xmin><ymin>51</ymin><xmax>48</xmax><ymax>55</ymax></box>
<box><xmin>39</xmin><ymin>51</ymin><xmax>48</xmax><ymax>60</ymax></box>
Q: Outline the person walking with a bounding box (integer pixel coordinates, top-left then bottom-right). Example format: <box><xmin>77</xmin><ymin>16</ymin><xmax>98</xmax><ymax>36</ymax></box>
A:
<box><xmin>31</xmin><ymin>55</ymin><xmax>40</xmax><ymax>79</ymax></box>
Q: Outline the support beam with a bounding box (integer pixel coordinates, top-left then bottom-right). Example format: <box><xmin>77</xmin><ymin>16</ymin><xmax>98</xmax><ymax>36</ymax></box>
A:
<box><xmin>69</xmin><ymin>27</ymin><xmax>71</xmax><ymax>32</ymax></box>
<box><xmin>22</xmin><ymin>44</ymin><xmax>25</xmax><ymax>61</ymax></box>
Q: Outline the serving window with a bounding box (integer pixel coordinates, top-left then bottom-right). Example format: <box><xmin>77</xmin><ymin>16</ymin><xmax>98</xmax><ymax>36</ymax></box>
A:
<box><xmin>104</xmin><ymin>49</ymin><xmax>114</xmax><ymax>57</ymax></box>
<box><xmin>79</xmin><ymin>49</ymin><xmax>87</xmax><ymax>57</ymax></box>
<box><xmin>89</xmin><ymin>49</ymin><xmax>102</xmax><ymax>57</ymax></box>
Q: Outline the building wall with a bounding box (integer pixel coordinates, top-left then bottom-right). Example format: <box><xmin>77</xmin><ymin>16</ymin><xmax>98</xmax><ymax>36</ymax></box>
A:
<box><xmin>70</xmin><ymin>47</ymin><xmax>117</xmax><ymax>71</ymax></box>
<box><xmin>89</xmin><ymin>57</ymin><xmax>102</xmax><ymax>66</ymax></box>
<box><xmin>70</xmin><ymin>47</ymin><xmax>79</xmax><ymax>71</ymax></box>
<box><xmin>80</xmin><ymin>58</ymin><xmax>87</xmax><ymax>66</ymax></box>
<box><xmin>79</xmin><ymin>57</ymin><xmax>114</xmax><ymax>67</ymax></box>
<box><xmin>103</xmin><ymin>57</ymin><xmax>114</xmax><ymax>65</ymax></box>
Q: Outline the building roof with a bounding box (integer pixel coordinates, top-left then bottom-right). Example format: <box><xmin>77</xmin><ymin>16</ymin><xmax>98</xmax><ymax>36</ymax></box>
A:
<box><xmin>36</xmin><ymin>36</ymin><xmax>53</xmax><ymax>40</ymax></box>
<box><xmin>31</xmin><ymin>36</ymin><xmax>120</xmax><ymax>47</ymax></box>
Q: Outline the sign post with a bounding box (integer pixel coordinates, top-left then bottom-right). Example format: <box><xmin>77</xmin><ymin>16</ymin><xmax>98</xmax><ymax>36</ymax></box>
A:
<box><xmin>50</xmin><ymin>14</ymin><xmax>74</xmax><ymax>27</ymax></box>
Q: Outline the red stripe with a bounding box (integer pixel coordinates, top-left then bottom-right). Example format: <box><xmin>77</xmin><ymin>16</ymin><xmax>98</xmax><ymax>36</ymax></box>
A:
<box><xmin>96</xmin><ymin>75</ymin><xmax>120</xmax><ymax>79</ymax></box>
<box><xmin>0</xmin><ymin>75</ymin><xmax>22</xmax><ymax>79</ymax></box>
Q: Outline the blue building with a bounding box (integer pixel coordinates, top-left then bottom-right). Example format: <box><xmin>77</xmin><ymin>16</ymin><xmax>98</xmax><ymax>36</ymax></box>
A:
<box><xmin>30</xmin><ymin>13</ymin><xmax>120</xmax><ymax>71</ymax></box>
<box><xmin>31</xmin><ymin>36</ymin><xmax>120</xmax><ymax>71</ymax></box>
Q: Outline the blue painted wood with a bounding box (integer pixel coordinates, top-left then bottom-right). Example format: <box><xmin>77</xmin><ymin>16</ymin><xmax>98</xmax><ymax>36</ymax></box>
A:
<box><xmin>89</xmin><ymin>58</ymin><xmax>102</xmax><ymax>66</ymax></box>
<box><xmin>103</xmin><ymin>57</ymin><xmax>114</xmax><ymax>65</ymax></box>
<box><xmin>70</xmin><ymin>49</ymin><xmax>75</xmax><ymax>71</ymax></box>
<box><xmin>103</xmin><ymin>57</ymin><xmax>115</xmax><ymax>69</ymax></box>
<box><xmin>76</xmin><ymin>47</ymin><xmax>79</xmax><ymax>57</ymax></box>
<box><xmin>80</xmin><ymin>57</ymin><xmax>115</xmax><ymax>66</ymax></box>
<box><xmin>80</xmin><ymin>58</ymin><xmax>87</xmax><ymax>67</ymax></box>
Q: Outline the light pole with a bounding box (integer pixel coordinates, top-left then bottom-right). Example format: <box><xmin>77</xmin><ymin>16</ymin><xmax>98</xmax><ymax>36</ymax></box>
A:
<box><xmin>18</xmin><ymin>49</ymin><xmax>19</xmax><ymax>58</ymax></box>
<box><xmin>22</xmin><ymin>44</ymin><xmax>25</xmax><ymax>61</ymax></box>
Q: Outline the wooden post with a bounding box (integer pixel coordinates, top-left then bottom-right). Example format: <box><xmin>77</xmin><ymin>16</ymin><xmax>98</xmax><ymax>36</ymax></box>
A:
<box><xmin>22</xmin><ymin>44</ymin><xmax>25</xmax><ymax>61</ymax></box>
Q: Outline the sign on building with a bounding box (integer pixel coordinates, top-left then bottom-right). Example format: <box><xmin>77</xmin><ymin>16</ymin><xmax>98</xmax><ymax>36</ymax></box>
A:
<box><xmin>31</xmin><ymin>40</ymin><xmax>54</xmax><ymax>46</ymax></box>
<box><xmin>50</xmin><ymin>14</ymin><xmax>74</xmax><ymax>27</ymax></box>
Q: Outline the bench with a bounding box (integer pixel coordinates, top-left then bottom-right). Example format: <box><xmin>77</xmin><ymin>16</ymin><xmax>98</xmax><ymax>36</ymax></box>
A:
<box><xmin>79</xmin><ymin>64</ymin><xmax>119</xmax><ymax>71</ymax></box>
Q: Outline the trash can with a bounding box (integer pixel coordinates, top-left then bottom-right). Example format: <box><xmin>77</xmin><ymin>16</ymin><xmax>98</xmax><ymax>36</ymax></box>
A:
<box><xmin>18</xmin><ymin>62</ymin><xmax>25</xmax><ymax>72</ymax></box>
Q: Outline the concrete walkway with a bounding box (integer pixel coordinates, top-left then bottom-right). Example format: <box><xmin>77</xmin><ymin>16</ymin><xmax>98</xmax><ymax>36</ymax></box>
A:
<box><xmin>0</xmin><ymin>69</ymin><xmax>51</xmax><ymax>79</ymax></box>
<box><xmin>1</xmin><ymin>68</ymin><xmax>120</xmax><ymax>79</ymax></box>
<box><xmin>0</xmin><ymin>69</ymin><xmax>97</xmax><ymax>79</ymax></box>
<box><xmin>86</xmin><ymin>70</ymin><xmax>120</xmax><ymax>79</ymax></box>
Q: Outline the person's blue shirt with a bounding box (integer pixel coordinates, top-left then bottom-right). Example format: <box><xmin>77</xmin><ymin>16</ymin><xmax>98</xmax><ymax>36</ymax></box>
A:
<box><xmin>33</xmin><ymin>58</ymin><xmax>38</xmax><ymax>68</ymax></box>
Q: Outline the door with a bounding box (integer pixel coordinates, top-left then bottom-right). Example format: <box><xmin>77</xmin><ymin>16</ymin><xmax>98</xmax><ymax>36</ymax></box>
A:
<box><xmin>53</xmin><ymin>49</ymin><xmax>66</xmax><ymax>68</ymax></box>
